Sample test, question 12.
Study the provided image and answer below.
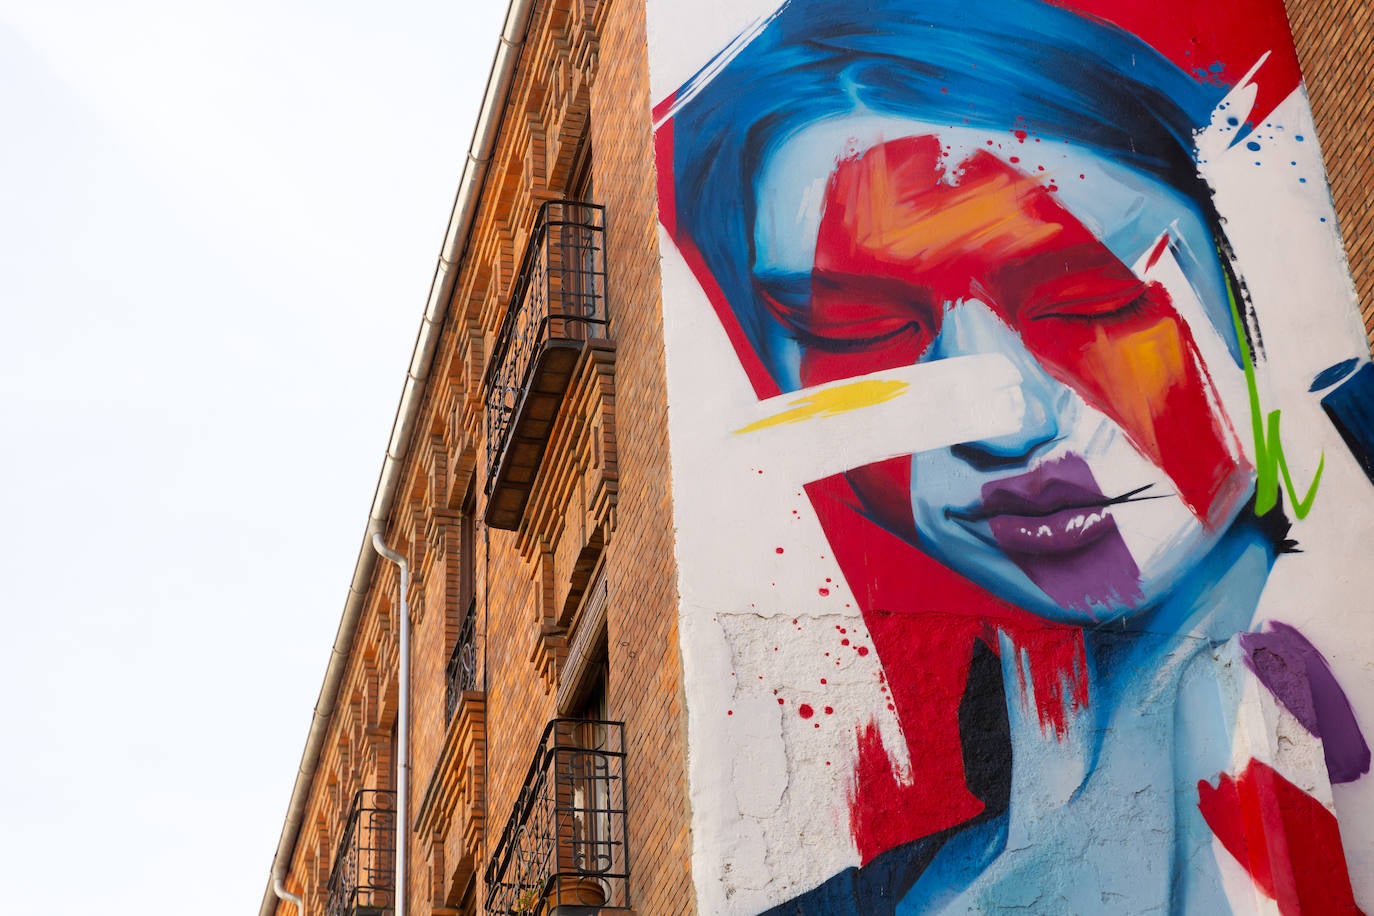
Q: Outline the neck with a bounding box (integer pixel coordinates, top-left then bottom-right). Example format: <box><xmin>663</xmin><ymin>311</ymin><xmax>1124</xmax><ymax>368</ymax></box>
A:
<box><xmin>1065</xmin><ymin>515</ymin><xmax>1277</xmax><ymax>767</ymax></box>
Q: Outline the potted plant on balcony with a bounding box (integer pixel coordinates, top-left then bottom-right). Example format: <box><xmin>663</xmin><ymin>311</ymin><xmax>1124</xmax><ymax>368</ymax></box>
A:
<box><xmin>511</xmin><ymin>884</ymin><xmax>542</xmax><ymax>914</ymax></box>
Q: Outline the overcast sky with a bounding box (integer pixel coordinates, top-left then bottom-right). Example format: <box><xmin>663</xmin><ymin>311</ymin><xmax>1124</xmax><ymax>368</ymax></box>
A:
<box><xmin>0</xmin><ymin>0</ymin><xmax>507</xmax><ymax>911</ymax></box>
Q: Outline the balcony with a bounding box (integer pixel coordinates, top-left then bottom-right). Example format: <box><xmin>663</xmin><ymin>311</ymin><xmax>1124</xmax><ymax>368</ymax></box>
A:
<box><xmin>485</xmin><ymin>719</ymin><xmax>628</xmax><ymax>914</ymax></box>
<box><xmin>484</xmin><ymin>200</ymin><xmax>608</xmax><ymax>531</ymax></box>
<box><xmin>326</xmin><ymin>789</ymin><xmax>396</xmax><ymax>916</ymax></box>
<box><xmin>445</xmin><ymin>595</ymin><xmax>480</xmax><ymax>723</ymax></box>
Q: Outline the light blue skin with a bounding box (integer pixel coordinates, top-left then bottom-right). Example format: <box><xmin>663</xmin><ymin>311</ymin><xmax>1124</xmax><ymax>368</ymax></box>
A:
<box><xmin>896</xmin><ymin>523</ymin><xmax>1273</xmax><ymax>914</ymax></box>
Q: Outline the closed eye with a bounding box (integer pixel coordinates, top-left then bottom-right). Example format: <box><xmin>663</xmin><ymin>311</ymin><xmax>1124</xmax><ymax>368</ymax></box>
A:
<box><xmin>755</xmin><ymin>270</ymin><xmax>939</xmax><ymax>350</ymax></box>
<box><xmin>789</xmin><ymin>319</ymin><xmax>930</xmax><ymax>353</ymax></box>
<box><xmin>1025</xmin><ymin>284</ymin><xmax>1153</xmax><ymax>323</ymax></box>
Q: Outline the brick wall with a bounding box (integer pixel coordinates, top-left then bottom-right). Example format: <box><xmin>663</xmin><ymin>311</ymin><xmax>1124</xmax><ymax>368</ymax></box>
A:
<box><xmin>1286</xmin><ymin>0</ymin><xmax>1374</xmax><ymax>350</ymax></box>
<box><xmin>589</xmin><ymin>0</ymin><xmax>696</xmax><ymax>910</ymax></box>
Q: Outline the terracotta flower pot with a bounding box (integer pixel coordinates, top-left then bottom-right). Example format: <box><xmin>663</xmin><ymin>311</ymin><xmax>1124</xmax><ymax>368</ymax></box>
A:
<box><xmin>547</xmin><ymin>875</ymin><xmax>607</xmax><ymax>908</ymax></box>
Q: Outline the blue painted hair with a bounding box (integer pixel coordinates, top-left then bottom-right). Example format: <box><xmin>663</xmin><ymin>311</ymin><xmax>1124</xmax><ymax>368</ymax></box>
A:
<box><xmin>666</xmin><ymin>0</ymin><xmax>1231</xmax><ymax>384</ymax></box>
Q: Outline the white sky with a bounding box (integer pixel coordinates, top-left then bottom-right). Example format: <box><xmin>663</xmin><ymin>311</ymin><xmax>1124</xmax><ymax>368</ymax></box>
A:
<box><xmin>0</xmin><ymin>0</ymin><xmax>507</xmax><ymax>911</ymax></box>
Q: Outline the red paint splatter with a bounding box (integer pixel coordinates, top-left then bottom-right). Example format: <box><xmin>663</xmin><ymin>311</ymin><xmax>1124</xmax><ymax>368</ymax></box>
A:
<box><xmin>825</xmin><ymin>706</ymin><xmax>834</xmax><ymax>715</ymax></box>
<box><xmin>1013</xmin><ymin>129</ymin><xmax>1028</xmax><ymax>142</ymax></box>
<box><xmin>776</xmin><ymin>547</ymin><xmax>785</xmax><ymax>554</ymax></box>
<box><xmin>857</xmin><ymin>646</ymin><xmax>870</xmax><ymax>657</ymax></box>
<box><xmin>777</xmin><ymin>697</ymin><xmax>785</xmax><ymax>705</ymax></box>
<box><xmin>820</xmin><ymin>678</ymin><xmax>828</xmax><ymax>685</ymax></box>
<box><xmin>799</xmin><ymin>704</ymin><xmax>815</xmax><ymax>719</ymax></box>
<box><xmin>727</xmin><ymin>710</ymin><xmax>733</xmax><ymax>716</ymax></box>
<box><xmin>819</xmin><ymin>587</ymin><xmax>831</xmax><ymax>597</ymax></box>
<box><xmin>841</xmin><ymin>639</ymin><xmax>851</xmax><ymax>646</ymax></box>
<box><xmin>1197</xmin><ymin>759</ymin><xmax>1362</xmax><ymax>914</ymax></box>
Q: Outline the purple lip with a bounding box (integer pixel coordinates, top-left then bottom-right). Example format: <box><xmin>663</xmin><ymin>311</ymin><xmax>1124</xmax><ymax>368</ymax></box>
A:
<box><xmin>983</xmin><ymin>503</ymin><xmax>1119</xmax><ymax>555</ymax></box>
<box><xmin>948</xmin><ymin>475</ymin><xmax>1123</xmax><ymax>523</ymax></box>
<box><xmin>945</xmin><ymin>453</ymin><xmax>1146</xmax><ymax>612</ymax></box>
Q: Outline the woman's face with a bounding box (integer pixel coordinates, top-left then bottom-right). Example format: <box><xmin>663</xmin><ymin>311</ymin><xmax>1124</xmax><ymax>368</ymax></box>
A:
<box><xmin>751</xmin><ymin>118</ymin><xmax>1254</xmax><ymax>623</ymax></box>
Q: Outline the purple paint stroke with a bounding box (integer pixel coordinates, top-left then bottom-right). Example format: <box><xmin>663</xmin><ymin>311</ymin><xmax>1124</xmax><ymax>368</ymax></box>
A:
<box><xmin>1240</xmin><ymin>621</ymin><xmax>1371</xmax><ymax>784</ymax></box>
<box><xmin>982</xmin><ymin>454</ymin><xmax>1144</xmax><ymax>615</ymax></box>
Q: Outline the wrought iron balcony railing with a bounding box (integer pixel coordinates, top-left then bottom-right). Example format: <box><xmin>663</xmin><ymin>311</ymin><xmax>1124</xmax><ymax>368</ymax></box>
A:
<box><xmin>485</xmin><ymin>719</ymin><xmax>628</xmax><ymax>914</ymax></box>
<box><xmin>483</xmin><ymin>200</ymin><xmax>608</xmax><ymax>530</ymax></box>
<box><xmin>325</xmin><ymin>789</ymin><xmax>396</xmax><ymax>916</ymax></box>
<box><xmin>445</xmin><ymin>595</ymin><xmax>480</xmax><ymax>722</ymax></box>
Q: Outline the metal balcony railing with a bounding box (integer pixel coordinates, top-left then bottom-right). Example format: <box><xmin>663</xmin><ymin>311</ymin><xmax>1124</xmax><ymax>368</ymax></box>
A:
<box><xmin>325</xmin><ymin>789</ymin><xmax>396</xmax><ymax>916</ymax></box>
<box><xmin>485</xmin><ymin>719</ymin><xmax>629</xmax><ymax>914</ymax></box>
<box><xmin>445</xmin><ymin>595</ymin><xmax>480</xmax><ymax>722</ymax></box>
<box><xmin>483</xmin><ymin>200</ymin><xmax>608</xmax><ymax>530</ymax></box>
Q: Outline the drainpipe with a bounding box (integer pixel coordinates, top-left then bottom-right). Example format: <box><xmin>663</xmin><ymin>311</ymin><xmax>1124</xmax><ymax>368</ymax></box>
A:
<box><xmin>271</xmin><ymin>877</ymin><xmax>304</xmax><ymax>915</ymax></box>
<box><xmin>372</xmin><ymin>533</ymin><xmax>410</xmax><ymax>916</ymax></box>
<box><xmin>260</xmin><ymin>0</ymin><xmax>537</xmax><ymax>912</ymax></box>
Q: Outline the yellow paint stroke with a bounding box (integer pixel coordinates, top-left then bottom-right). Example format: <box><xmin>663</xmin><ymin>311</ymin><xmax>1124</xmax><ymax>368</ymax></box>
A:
<box><xmin>734</xmin><ymin>379</ymin><xmax>909</xmax><ymax>434</ymax></box>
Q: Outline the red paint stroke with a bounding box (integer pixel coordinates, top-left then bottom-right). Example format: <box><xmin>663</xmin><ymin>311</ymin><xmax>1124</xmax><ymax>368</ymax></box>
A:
<box><xmin>1006</xmin><ymin>625</ymin><xmax>1089</xmax><ymax>738</ymax></box>
<box><xmin>1052</xmin><ymin>0</ymin><xmax>1302</xmax><ymax>126</ymax></box>
<box><xmin>653</xmin><ymin>104</ymin><xmax>677</xmax><ymax>237</ymax></box>
<box><xmin>650</xmin><ymin>88</ymin><xmax>677</xmax><ymax>125</ymax></box>
<box><xmin>1198</xmin><ymin>759</ymin><xmax>1363</xmax><ymax>915</ymax></box>
<box><xmin>849</xmin><ymin>719</ymin><xmax>985</xmax><ymax>863</ymax></box>
<box><xmin>1144</xmin><ymin>232</ymin><xmax>1172</xmax><ymax>272</ymax></box>
<box><xmin>654</xmin><ymin>119</ymin><xmax>781</xmax><ymax>399</ymax></box>
<box><xmin>812</xmin><ymin>474</ymin><xmax>1088</xmax><ymax>861</ymax></box>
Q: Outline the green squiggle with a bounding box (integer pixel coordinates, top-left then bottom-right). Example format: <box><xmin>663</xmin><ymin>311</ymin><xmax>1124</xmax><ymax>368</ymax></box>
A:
<box><xmin>1226</xmin><ymin>280</ymin><xmax>1324</xmax><ymax>518</ymax></box>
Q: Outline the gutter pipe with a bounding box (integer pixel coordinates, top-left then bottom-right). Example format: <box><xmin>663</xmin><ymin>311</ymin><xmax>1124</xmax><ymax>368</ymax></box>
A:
<box><xmin>262</xmin><ymin>0</ymin><xmax>535</xmax><ymax>911</ymax></box>
<box><xmin>371</xmin><ymin>534</ymin><xmax>410</xmax><ymax>916</ymax></box>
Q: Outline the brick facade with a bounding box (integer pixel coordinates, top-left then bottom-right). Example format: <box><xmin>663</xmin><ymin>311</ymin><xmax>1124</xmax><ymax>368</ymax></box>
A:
<box><xmin>264</xmin><ymin>2</ymin><xmax>1373</xmax><ymax>915</ymax></box>
<box><xmin>1286</xmin><ymin>0</ymin><xmax>1374</xmax><ymax>349</ymax></box>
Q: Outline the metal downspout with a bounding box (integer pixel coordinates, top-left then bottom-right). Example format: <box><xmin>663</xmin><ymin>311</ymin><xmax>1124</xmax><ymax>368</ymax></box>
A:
<box><xmin>261</xmin><ymin>0</ymin><xmax>536</xmax><ymax>912</ymax></box>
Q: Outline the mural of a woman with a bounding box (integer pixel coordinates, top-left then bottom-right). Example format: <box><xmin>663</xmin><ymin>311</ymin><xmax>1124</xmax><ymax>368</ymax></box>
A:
<box><xmin>653</xmin><ymin>0</ymin><xmax>1374</xmax><ymax>912</ymax></box>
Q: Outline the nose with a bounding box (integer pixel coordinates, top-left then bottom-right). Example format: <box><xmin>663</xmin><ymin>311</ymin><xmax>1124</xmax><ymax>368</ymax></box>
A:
<box><xmin>930</xmin><ymin>299</ymin><xmax>1064</xmax><ymax>469</ymax></box>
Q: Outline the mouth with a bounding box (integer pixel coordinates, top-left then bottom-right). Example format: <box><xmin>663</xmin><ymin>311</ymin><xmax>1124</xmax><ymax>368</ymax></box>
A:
<box><xmin>945</xmin><ymin>480</ymin><xmax>1166</xmax><ymax>557</ymax></box>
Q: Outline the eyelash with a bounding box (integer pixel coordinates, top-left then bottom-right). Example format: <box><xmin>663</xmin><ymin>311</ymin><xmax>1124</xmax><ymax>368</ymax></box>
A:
<box><xmin>790</xmin><ymin>319</ymin><xmax>931</xmax><ymax>353</ymax></box>
<box><xmin>1029</xmin><ymin>290</ymin><xmax>1150</xmax><ymax>323</ymax></box>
